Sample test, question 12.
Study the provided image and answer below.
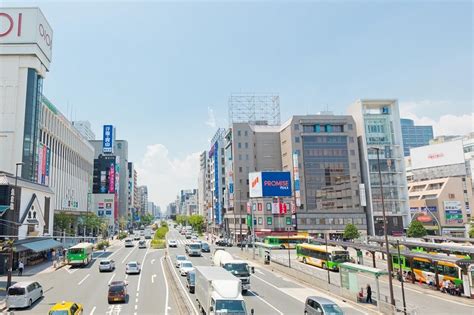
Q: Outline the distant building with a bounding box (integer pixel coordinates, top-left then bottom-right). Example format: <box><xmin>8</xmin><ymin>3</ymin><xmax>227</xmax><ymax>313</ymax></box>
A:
<box><xmin>178</xmin><ymin>189</ymin><xmax>198</xmax><ymax>216</ymax></box>
<box><xmin>348</xmin><ymin>99</ymin><xmax>410</xmax><ymax>236</ymax></box>
<box><xmin>198</xmin><ymin>151</ymin><xmax>209</xmax><ymax>218</ymax></box>
<box><xmin>209</xmin><ymin>129</ymin><xmax>226</xmax><ymax>234</ymax></box>
<box><xmin>138</xmin><ymin>186</ymin><xmax>148</xmax><ymax>216</ymax></box>
<box><xmin>72</xmin><ymin>121</ymin><xmax>96</xmax><ymax>140</ymax></box>
<box><xmin>400</xmin><ymin>118</ymin><xmax>433</xmax><ymax>156</ymax></box>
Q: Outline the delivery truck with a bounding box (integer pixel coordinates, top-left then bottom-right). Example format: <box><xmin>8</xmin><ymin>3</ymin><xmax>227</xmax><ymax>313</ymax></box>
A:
<box><xmin>213</xmin><ymin>249</ymin><xmax>253</xmax><ymax>293</ymax></box>
<box><xmin>195</xmin><ymin>266</ymin><xmax>251</xmax><ymax>315</ymax></box>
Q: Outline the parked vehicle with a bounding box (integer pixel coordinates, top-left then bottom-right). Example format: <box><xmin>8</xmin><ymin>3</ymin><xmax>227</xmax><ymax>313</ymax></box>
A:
<box><xmin>48</xmin><ymin>301</ymin><xmax>83</xmax><ymax>315</ymax></box>
<box><xmin>67</xmin><ymin>243</ymin><xmax>94</xmax><ymax>266</ymax></box>
<box><xmin>7</xmin><ymin>282</ymin><xmax>43</xmax><ymax>310</ymax></box>
<box><xmin>99</xmin><ymin>259</ymin><xmax>115</xmax><ymax>272</ymax></box>
<box><xmin>124</xmin><ymin>239</ymin><xmax>134</xmax><ymax>247</ymax></box>
<box><xmin>138</xmin><ymin>240</ymin><xmax>147</xmax><ymax>249</ymax></box>
<box><xmin>195</xmin><ymin>266</ymin><xmax>250</xmax><ymax>315</ymax></box>
<box><xmin>213</xmin><ymin>249</ymin><xmax>253</xmax><ymax>293</ymax></box>
<box><xmin>108</xmin><ymin>281</ymin><xmax>128</xmax><ymax>303</ymax></box>
<box><xmin>187</xmin><ymin>270</ymin><xmax>196</xmax><ymax>293</ymax></box>
<box><xmin>126</xmin><ymin>261</ymin><xmax>141</xmax><ymax>274</ymax></box>
<box><xmin>304</xmin><ymin>296</ymin><xmax>344</xmax><ymax>315</ymax></box>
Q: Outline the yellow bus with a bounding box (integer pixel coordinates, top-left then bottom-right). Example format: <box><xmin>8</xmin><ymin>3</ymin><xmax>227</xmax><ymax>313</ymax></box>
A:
<box><xmin>296</xmin><ymin>243</ymin><xmax>350</xmax><ymax>271</ymax></box>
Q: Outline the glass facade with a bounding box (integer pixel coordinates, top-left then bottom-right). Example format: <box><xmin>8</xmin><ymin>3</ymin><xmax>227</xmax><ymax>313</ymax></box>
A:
<box><xmin>401</xmin><ymin>119</ymin><xmax>434</xmax><ymax>156</ymax></box>
<box><xmin>22</xmin><ymin>68</ymin><xmax>43</xmax><ymax>181</ymax></box>
<box><xmin>302</xmin><ymin>135</ymin><xmax>359</xmax><ymax>211</ymax></box>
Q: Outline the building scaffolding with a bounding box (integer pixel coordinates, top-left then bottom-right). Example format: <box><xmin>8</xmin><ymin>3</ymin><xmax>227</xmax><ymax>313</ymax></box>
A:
<box><xmin>228</xmin><ymin>93</ymin><xmax>280</xmax><ymax>126</ymax></box>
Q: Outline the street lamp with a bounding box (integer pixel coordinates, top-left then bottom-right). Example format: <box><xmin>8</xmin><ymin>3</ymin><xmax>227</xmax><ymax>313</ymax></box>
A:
<box><xmin>370</xmin><ymin>147</ymin><xmax>395</xmax><ymax>307</ymax></box>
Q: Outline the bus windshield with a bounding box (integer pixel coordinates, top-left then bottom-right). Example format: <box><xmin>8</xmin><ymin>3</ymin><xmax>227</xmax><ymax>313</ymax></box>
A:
<box><xmin>215</xmin><ymin>300</ymin><xmax>246</xmax><ymax>314</ymax></box>
<box><xmin>331</xmin><ymin>251</ymin><xmax>350</xmax><ymax>263</ymax></box>
<box><xmin>68</xmin><ymin>248</ymin><xmax>84</xmax><ymax>254</ymax></box>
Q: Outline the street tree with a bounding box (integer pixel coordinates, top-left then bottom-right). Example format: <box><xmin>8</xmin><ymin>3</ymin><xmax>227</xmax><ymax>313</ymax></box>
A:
<box><xmin>469</xmin><ymin>225</ymin><xmax>474</xmax><ymax>238</ymax></box>
<box><xmin>343</xmin><ymin>223</ymin><xmax>360</xmax><ymax>240</ymax></box>
<box><xmin>407</xmin><ymin>220</ymin><xmax>427</xmax><ymax>238</ymax></box>
<box><xmin>189</xmin><ymin>214</ymin><xmax>205</xmax><ymax>233</ymax></box>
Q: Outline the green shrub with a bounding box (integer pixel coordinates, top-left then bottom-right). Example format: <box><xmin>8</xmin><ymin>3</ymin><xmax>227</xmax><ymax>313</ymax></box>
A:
<box><xmin>117</xmin><ymin>232</ymin><xmax>128</xmax><ymax>240</ymax></box>
<box><xmin>151</xmin><ymin>239</ymin><xmax>166</xmax><ymax>249</ymax></box>
<box><xmin>96</xmin><ymin>240</ymin><xmax>110</xmax><ymax>250</ymax></box>
<box><xmin>154</xmin><ymin>226</ymin><xmax>169</xmax><ymax>240</ymax></box>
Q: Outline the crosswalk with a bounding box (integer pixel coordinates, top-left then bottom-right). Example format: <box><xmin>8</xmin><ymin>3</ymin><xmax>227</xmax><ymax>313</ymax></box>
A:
<box><xmin>174</xmin><ymin>239</ymin><xmax>200</xmax><ymax>246</ymax></box>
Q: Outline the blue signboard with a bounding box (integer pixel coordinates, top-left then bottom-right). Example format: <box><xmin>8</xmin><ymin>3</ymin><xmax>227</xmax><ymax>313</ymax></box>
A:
<box><xmin>214</xmin><ymin>142</ymin><xmax>221</xmax><ymax>225</ymax></box>
<box><xmin>103</xmin><ymin>125</ymin><xmax>114</xmax><ymax>153</ymax></box>
<box><xmin>261</xmin><ymin>171</ymin><xmax>292</xmax><ymax>197</ymax></box>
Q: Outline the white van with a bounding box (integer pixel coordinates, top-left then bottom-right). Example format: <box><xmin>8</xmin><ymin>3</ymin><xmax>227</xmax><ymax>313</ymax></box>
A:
<box><xmin>7</xmin><ymin>281</ymin><xmax>43</xmax><ymax>309</ymax></box>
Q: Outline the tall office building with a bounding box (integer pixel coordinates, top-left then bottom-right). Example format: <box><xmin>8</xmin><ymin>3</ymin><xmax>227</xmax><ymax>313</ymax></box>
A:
<box><xmin>280</xmin><ymin>114</ymin><xmax>367</xmax><ymax>234</ymax></box>
<box><xmin>197</xmin><ymin>151</ymin><xmax>208</xmax><ymax>218</ymax></box>
<box><xmin>348</xmin><ymin>99</ymin><xmax>410</xmax><ymax>236</ymax></box>
<box><xmin>138</xmin><ymin>186</ymin><xmax>148</xmax><ymax>216</ymax></box>
<box><xmin>127</xmin><ymin>162</ymin><xmax>138</xmax><ymax>220</ymax></box>
<box><xmin>72</xmin><ymin>121</ymin><xmax>96</xmax><ymax>141</ymax></box>
<box><xmin>400</xmin><ymin>118</ymin><xmax>433</xmax><ymax>156</ymax></box>
<box><xmin>209</xmin><ymin>129</ymin><xmax>226</xmax><ymax>234</ymax></box>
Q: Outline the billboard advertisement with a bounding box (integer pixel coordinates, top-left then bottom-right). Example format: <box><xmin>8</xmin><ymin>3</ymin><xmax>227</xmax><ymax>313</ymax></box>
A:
<box><xmin>93</xmin><ymin>194</ymin><xmax>115</xmax><ymax>219</ymax></box>
<box><xmin>103</xmin><ymin>125</ymin><xmax>114</xmax><ymax>153</ymax></box>
<box><xmin>0</xmin><ymin>8</ymin><xmax>53</xmax><ymax>67</ymax></box>
<box><xmin>411</xmin><ymin>140</ymin><xmax>465</xmax><ymax>170</ymax></box>
<box><xmin>444</xmin><ymin>201</ymin><xmax>463</xmax><ymax>224</ymax></box>
<box><xmin>249</xmin><ymin>171</ymin><xmax>292</xmax><ymax>198</ymax></box>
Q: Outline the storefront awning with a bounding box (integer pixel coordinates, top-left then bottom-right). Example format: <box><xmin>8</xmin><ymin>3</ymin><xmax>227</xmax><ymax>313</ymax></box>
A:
<box><xmin>0</xmin><ymin>205</ymin><xmax>9</xmax><ymax>216</ymax></box>
<box><xmin>22</xmin><ymin>239</ymin><xmax>63</xmax><ymax>253</ymax></box>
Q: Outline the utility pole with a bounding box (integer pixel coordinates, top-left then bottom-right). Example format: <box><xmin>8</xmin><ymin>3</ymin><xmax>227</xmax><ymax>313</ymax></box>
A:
<box><xmin>325</xmin><ymin>233</ymin><xmax>330</xmax><ymax>284</ymax></box>
<box><xmin>374</xmin><ymin>147</ymin><xmax>395</xmax><ymax>307</ymax></box>
<box><xmin>397</xmin><ymin>240</ymin><xmax>407</xmax><ymax>314</ymax></box>
<box><xmin>7</xmin><ymin>163</ymin><xmax>23</xmax><ymax>290</ymax></box>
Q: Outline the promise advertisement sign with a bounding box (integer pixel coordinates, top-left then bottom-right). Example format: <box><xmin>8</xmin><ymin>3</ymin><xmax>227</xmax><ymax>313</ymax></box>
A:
<box><xmin>249</xmin><ymin>171</ymin><xmax>292</xmax><ymax>197</ymax></box>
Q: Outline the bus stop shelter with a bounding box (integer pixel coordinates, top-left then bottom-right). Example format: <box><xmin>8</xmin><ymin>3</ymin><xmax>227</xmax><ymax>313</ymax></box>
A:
<box><xmin>339</xmin><ymin>263</ymin><xmax>388</xmax><ymax>312</ymax></box>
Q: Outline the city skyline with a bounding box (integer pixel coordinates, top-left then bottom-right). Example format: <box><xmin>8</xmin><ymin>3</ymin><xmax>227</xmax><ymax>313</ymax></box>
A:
<box><xmin>4</xmin><ymin>1</ymin><xmax>473</xmax><ymax>208</ymax></box>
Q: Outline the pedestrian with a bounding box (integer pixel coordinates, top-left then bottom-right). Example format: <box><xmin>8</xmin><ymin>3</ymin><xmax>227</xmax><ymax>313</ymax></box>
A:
<box><xmin>366</xmin><ymin>284</ymin><xmax>372</xmax><ymax>304</ymax></box>
<box><xmin>18</xmin><ymin>260</ymin><xmax>24</xmax><ymax>276</ymax></box>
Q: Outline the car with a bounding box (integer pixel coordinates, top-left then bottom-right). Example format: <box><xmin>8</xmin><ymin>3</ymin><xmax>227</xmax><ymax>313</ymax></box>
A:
<box><xmin>125</xmin><ymin>261</ymin><xmax>141</xmax><ymax>274</ymax></box>
<box><xmin>179</xmin><ymin>260</ymin><xmax>194</xmax><ymax>276</ymax></box>
<box><xmin>108</xmin><ymin>281</ymin><xmax>128</xmax><ymax>303</ymax></box>
<box><xmin>191</xmin><ymin>235</ymin><xmax>198</xmax><ymax>241</ymax></box>
<box><xmin>167</xmin><ymin>239</ymin><xmax>178</xmax><ymax>247</ymax></box>
<box><xmin>304</xmin><ymin>296</ymin><xmax>344</xmax><ymax>315</ymax></box>
<box><xmin>134</xmin><ymin>234</ymin><xmax>140</xmax><ymax>241</ymax></box>
<box><xmin>99</xmin><ymin>259</ymin><xmax>115</xmax><ymax>272</ymax></box>
<box><xmin>7</xmin><ymin>281</ymin><xmax>43</xmax><ymax>310</ymax></box>
<box><xmin>185</xmin><ymin>233</ymin><xmax>192</xmax><ymax>239</ymax></box>
<box><xmin>175</xmin><ymin>254</ymin><xmax>187</xmax><ymax>268</ymax></box>
<box><xmin>139</xmin><ymin>231</ymin><xmax>145</xmax><ymax>236</ymax></box>
<box><xmin>201</xmin><ymin>242</ymin><xmax>210</xmax><ymax>253</ymax></box>
<box><xmin>48</xmin><ymin>301</ymin><xmax>83</xmax><ymax>315</ymax></box>
<box><xmin>186</xmin><ymin>270</ymin><xmax>196</xmax><ymax>293</ymax></box>
<box><xmin>124</xmin><ymin>239</ymin><xmax>134</xmax><ymax>247</ymax></box>
<box><xmin>216</xmin><ymin>239</ymin><xmax>233</xmax><ymax>247</ymax></box>
<box><xmin>138</xmin><ymin>240</ymin><xmax>146</xmax><ymax>249</ymax></box>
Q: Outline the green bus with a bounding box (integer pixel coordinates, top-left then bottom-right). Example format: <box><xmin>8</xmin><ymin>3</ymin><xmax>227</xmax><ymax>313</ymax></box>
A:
<box><xmin>296</xmin><ymin>243</ymin><xmax>350</xmax><ymax>271</ymax></box>
<box><xmin>67</xmin><ymin>243</ymin><xmax>94</xmax><ymax>266</ymax></box>
<box><xmin>264</xmin><ymin>235</ymin><xmax>309</xmax><ymax>249</ymax></box>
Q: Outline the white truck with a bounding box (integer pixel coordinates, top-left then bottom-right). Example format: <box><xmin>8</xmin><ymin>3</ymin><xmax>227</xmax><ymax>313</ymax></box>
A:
<box><xmin>213</xmin><ymin>250</ymin><xmax>253</xmax><ymax>293</ymax></box>
<box><xmin>144</xmin><ymin>228</ymin><xmax>152</xmax><ymax>239</ymax></box>
<box><xmin>195</xmin><ymin>266</ymin><xmax>250</xmax><ymax>315</ymax></box>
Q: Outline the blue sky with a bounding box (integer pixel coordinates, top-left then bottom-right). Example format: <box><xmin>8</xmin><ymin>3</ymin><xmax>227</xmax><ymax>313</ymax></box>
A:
<box><xmin>5</xmin><ymin>1</ymin><xmax>473</xmax><ymax>208</ymax></box>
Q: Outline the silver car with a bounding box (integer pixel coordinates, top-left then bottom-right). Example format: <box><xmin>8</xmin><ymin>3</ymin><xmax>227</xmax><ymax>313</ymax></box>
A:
<box><xmin>7</xmin><ymin>282</ymin><xmax>43</xmax><ymax>310</ymax></box>
<box><xmin>304</xmin><ymin>296</ymin><xmax>344</xmax><ymax>315</ymax></box>
<box><xmin>126</xmin><ymin>261</ymin><xmax>141</xmax><ymax>274</ymax></box>
<box><xmin>175</xmin><ymin>255</ymin><xmax>187</xmax><ymax>268</ymax></box>
<box><xmin>99</xmin><ymin>259</ymin><xmax>115</xmax><ymax>272</ymax></box>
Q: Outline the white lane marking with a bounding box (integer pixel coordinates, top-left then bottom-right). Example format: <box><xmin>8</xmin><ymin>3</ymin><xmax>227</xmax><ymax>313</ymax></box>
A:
<box><xmin>89</xmin><ymin>306</ymin><xmax>96</xmax><ymax>315</ymax></box>
<box><xmin>125</xmin><ymin>274</ymin><xmax>129</xmax><ymax>280</ymax></box>
<box><xmin>168</xmin><ymin>254</ymin><xmax>198</xmax><ymax>314</ymax></box>
<box><xmin>78</xmin><ymin>274</ymin><xmax>90</xmax><ymax>285</ymax></box>
<box><xmin>152</xmin><ymin>274</ymin><xmax>157</xmax><ymax>283</ymax></box>
<box><xmin>121</xmin><ymin>245</ymin><xmax>137</xmax><ymax>263</ymax></box>
<box><xmin>135</xmin><ymin>298</ymin><xmax>138</xmax><ymax>303</ymax></box>
<box><xmin>161</xmin><ymin>257</ymin><xmax>169</xmax><ymax>315</ymax></box>
<box><xmin>136</xmin><ymin>292</ymin><xmax>139</xmax><ymax>297</ymax></box>
<box><xmin>151</xmin><ymin>259</ymin><xmax>156</xmax><ymax>264</ymax></box>
<box><xmin>255</xmin><ymin>269</ymin><xmax>265</xmax><ymax>275</ymax></box>
<box><xmin>247</xmin><ymin>290</ymin><xmax>284</xmax><ymax>315</ymax></box>
<box><xmin>108</xmin><ymin>273</ymin><xmax>116</xmax><ymax>284</ymax></box>
<box><xmin>137</xmin><ymin>244</ymin><xmax>150</xmax><ymax>292</ymax></box>
<box><xmin>135</xmin><ymin>305</ymin><xmax>138</xmax><ymax>310</ymax></box>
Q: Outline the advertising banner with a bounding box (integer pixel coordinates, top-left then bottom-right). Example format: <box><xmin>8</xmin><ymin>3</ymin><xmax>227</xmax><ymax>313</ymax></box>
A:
<box><xmin>444</xmin><ymin>201</ymin><xmax>463</xmax><ymax>224</ymax></box>
<box><xmin>45</xmin><ymin>147</ymin><xmax>51</xmax><ymax>186</ymax></box>
<box><xmin>292</xmin><ymin>153</ymin><xmax>301</xmax><ymax>207</ymax></box>
<box><xmin>108</xmin><ymin>163</ymin><xmax>115</xmax><ymax>193</ymax></box>
<box><xmin>249</xmin><ymin>171</ymin><xmax>292</xmax><ymax>198</ymax></box>
<box><xmin>103</xmin><ymin>125</ymin><xmax>114</xmax><ymax>153</ymax></box>
<box><xmin>37</xmin><ymin>143</ymin><xmax>43</xmax><ymax>184</ymax></box>
<box><xmin>411</xmin><ymin>140</ymin><xmax>465</xmax><ymax>170</ymax></box>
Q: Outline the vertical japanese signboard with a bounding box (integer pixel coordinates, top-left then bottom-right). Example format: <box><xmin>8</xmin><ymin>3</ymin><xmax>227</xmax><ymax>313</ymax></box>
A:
<box><xmin>292</xmin><ymin>153</ymin><xmax>301</xmax><ymax>207</ymax></box>
<box><xmin>103</xmin><ymin>125</ymin><xmax>114</xmax><ymax>153</ymax></box>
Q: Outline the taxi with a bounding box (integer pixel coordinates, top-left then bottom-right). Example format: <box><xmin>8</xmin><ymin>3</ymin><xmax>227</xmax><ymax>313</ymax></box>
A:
<box><xmin>48</xmin><ymin>301</ymin><xmax>83</xmax><ymax>315</ymax></box>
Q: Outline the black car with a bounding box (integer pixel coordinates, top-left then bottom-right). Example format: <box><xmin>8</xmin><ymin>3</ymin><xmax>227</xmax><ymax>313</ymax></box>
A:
<box><xmin>186</xmin><ymin>271</ymin><xmax>196</xmax><ymax>293</ymax></box>
<box><xmin>201</xmin><ymin>242</ymin><xmax>210</xmax><ymax>252</ymax></box>
<box><xmin>216</xmin><ymin>239</ymin><xmax>233</xmax><ymax>247</ymax></box>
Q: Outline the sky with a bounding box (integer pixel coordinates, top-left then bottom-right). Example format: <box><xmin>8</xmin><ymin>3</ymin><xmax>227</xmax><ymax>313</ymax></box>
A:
<box><xmin>4</xmin><ymin>0</ymin><xmax>473</xmax><ymax>210</ymax></box>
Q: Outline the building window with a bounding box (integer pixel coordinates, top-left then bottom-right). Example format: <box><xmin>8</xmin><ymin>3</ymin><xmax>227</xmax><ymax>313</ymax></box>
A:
<box><xmin>348</xmin><ymin>124</ymin><xmax>353</xmax><ymax>130</ymax></box>
<box><xmin>238</xmin><ymin>130</ymin><xmax>241</xmax><ymax>136</ymax></box>
<box><xmin>266</xmin><ymin>203</ymin><xmax>272</xmax><ymax>211</ymax></box>
<box><xmin>350</xmin><ymin>150</ymin><xmax>355</xmax><ymax>156</ymax></box>
<box><xmin>246</xmin><ymin>154</ymin><xmax>249</xmax><ymax>160</ymax></box>
<box><xmin>258</xmin><ymin>217</ymin><xmax>263</xmax><ymax>225</ymax></box>
<box><xmin>333</xmin><ymin>125</ymin><xmax>343</xmax><ymax>132</ymax></box>
<box><xmin>448</xmin><ymin>193</ymin><xmax>455</xmax><ymax>199</ymax></box>
<box><xmin>245</xmin><ymin>142</ymin><xmax>249</xmax><ymax>149</ymax></box>
<box><xmin>267</xmin><ymin>217</ymin><xmax>272</xmax><ymax>225</ymax></box>
<box><xmin>315</xmin><ymin>124</ymin><xmax>321</xmax><ymax>133</ymax></box>
<box><xmin>238</xmin><ymin>143</ymin><xmax>242</xmax><ymax>149</ymax></box>
<box><xmin>325</xmin><ymin>125</ymin><xmax>333</xmax><ymax>132</ymax></box>
<box><xmin>295</xmin><ymin>137</ymin><xmax>300</xmax><ymax>143</ymax></box>
<box><xmin>239</xmin><ymin>167</ymin><xmax>242</xmax><ymax>173</ymax></box>
<box><xmin>349</xmin><ymin>137</ymin><xmax>354</xmax><ymax>143</ymax></box>
<box><xmin>294</xmin><ymin>124</ymin><xmax>299</xmax><ymax>131</ymax></box>
<box><xmin>244</xmin><ymin>131</ymin><xmax>248</xmax><ymax>136</ymax></box>
<box><xmin>286</xmin><ymin>217</ymin><xmax>292</xmax><ymax>225</ymax></box>
<box><xmin>239</xmin><ymin>154</ymin><xmax>242</xmax><ymax>161</ymax></box>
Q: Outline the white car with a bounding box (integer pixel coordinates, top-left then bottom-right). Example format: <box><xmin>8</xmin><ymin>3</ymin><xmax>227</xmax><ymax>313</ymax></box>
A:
<box><xmin>124</xmin><ymin>239</ymin><xmax>134</xmax><ymax>247</ymax></box>
<box><xmin>126</xmin><ymin>261</ymin><xmax>141</xmax><ymax>274</ymax></box>
<box><xmin>191</xmin><ymin>235</ymin><xmax>198</xmax><ymax>241</ymax></box>
<box><xmin>134</xmin><ymin>234</ymin><xmax>141</xmax><ymax>241</ymax></box>
<box><xmin>99</xmin><ymin>259</ymin><xmax>115</xmax><ymax>272</ymax></box>
<box><xmin>179</xmin><ymin>260</ymin><xmax>194</xmax><ymax>276</ymax></box>
<box><xmin>175</xmin><ymin>255</ymin><xmax>187</xmax><ymax>268</ymax></box>
<box><xmin>168</xmin><ymin>239</ymin><xmax>178</xmax><ymax>247</ymax></box>
<box><xmin>6</xmin><ymin>281</ymin><xmax>43</xmax><ymax>310</ymax></box>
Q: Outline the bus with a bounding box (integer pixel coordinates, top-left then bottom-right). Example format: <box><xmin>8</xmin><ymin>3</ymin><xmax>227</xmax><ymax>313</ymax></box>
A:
<box><xmin>296</xmin><ymin>243</ymin><xmax>351</xmax><ymax>271</ymax></box>
<box><xmin>67</xmin><ymin>243</ymin><xmax>94</xmax><ymax>266</ymax></box>
<box><xmin>264</xmin><ymin>235</ymin><xmax>310</xmax><ymax>249</ymax></box>
<box><xmin>392</xmin><ymin>254</ymin><xmax>464</xmax><ymax>286</ymax></box>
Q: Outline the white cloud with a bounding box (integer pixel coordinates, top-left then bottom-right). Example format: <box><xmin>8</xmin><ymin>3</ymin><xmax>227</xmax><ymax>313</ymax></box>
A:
<box><xmin>399</xmin><ymin>100</ymin><xmax>474</xmax><ymax>137</ymax></box>
<box><xmin>136</xmin><ymin>144</ymin><xmax>200</xmax><ymax>210</ymax></box>
<box><xmin>205</xmin><ymin>107</ymin><xmax>216</xmax><ymax>128</ymax></box>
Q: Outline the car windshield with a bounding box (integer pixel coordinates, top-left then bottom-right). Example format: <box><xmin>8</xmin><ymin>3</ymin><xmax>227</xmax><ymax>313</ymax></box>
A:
<box><xmin>109</xmin><ymin>285</ymin><xmax>124</xmax><ymax>293</ymax></box>
<box><xmin>182</xmin><ymin>262</ymin><xmax>193</xmax><ymax>268</ymax></box>
<box><xmin>49</xmin><ymin>311</ymin><xmax>69</xmax><ymax>315</ymax></box>
<box><xmin>190</xmin><ymin>244</ymin><xmax>201</xmax><ymax>249</ymax></box>
<box><xmin>100</xmin><ymin>261</ymin><xmax>111</xmax><ymax>265</ymax></box>
<box><xmin>202</xmin><ymin>243</ymin><xmax>209</xmax><ymax>249</ymax></box>
<box><xmin>322</xmin><ymin>304</ymin><xmax>344</xmax><ymax>314</ymax></box>
<box><xmin>224</xmin><ymin>263</ymin><xmax>249</xmax><ymax>274</ymax></box>
<box><xmin>128</xmin><ymin>263</ymin><xmax>137</xmax><ymax>267</ymax></box>
<box><xmin>188</xmin><ymin>273</ymin><xmax>195</xmax><ymax>281</ymax></box>
<box><xmin>8</xmin><ymin>287</ymin><xmax>25</xmax><ymax>295</ymax></box>
<box><xmin>177</xmin><ymin>256</ymin><xmax>186</xmax><ymax>260</ymax></box>
<box><xmin>215</xmin><ymin>300</ymin><xmax>246</xmax><ymax>314</ymax></box>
